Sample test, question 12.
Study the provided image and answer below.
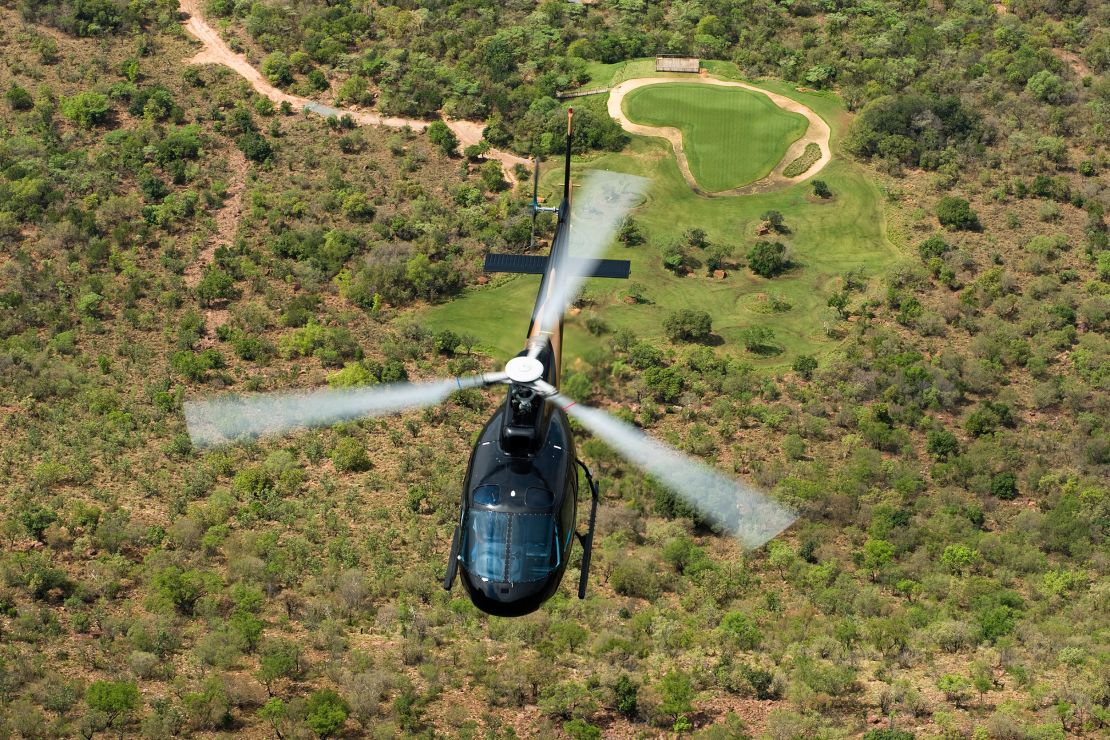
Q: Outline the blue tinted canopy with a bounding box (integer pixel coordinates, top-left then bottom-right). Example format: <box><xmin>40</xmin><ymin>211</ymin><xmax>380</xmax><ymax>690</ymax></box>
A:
<box><xmin>462</xmin><ymin>509</ymin><xmax>561</xmax><ymax>583</ymax></box>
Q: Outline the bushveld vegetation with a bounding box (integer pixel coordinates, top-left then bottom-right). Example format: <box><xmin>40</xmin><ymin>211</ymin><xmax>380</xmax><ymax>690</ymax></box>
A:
<box><xmin>0</xmin><ymin>0</ymin><xmax>1108</xmax><ymax>738</ymax></box>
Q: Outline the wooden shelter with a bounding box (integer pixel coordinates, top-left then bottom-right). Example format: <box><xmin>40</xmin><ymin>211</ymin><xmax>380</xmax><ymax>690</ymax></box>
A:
<box><xmin>655</xmin><ymin>55</ymin><xmax>700</xmax><ymax>73</ymax></box>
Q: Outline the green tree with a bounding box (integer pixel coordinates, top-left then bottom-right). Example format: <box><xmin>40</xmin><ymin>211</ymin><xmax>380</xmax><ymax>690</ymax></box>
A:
<box><xmin>812</xmin><ymin>179</ymin><xmax>831</xmax><ymax>198</ymax></box>
<box><xmin>86</xmin><ymin>680</ymin><xmax>140</xmax><ymax>726</ymax></box>
<box><xmin>663</xmin><ymin>309</ymin><xmax>712</xmax><ymax>343</ymax></box>
<box><xmin>261</xmin><ymin>52</ymin><xmax>294</xmax><ymax>86</ymax></box>
<box><xmin>760</xmin><ymin>210</ymin><xmax>786</xmax><ymax>233</ymax></box>
<box><xmin>719</xmin><ymin>611</ymin><xmax>762</xmax><ymax>650</ymax></box>
<box><xmin>305</xmin><ymin>690</ymin><xmax>348</xmax><ymax>738</ymax></box>
<box><xmin>331</xmin><ymin>438</ymin><xmax>371</xmax><ymax>472</ymax></box>
<box><xmin>936</xmin><ymin>674</ymin><xmax>971</xmax><ymax>708</ymax></box>
<box><xmin>427</xmin><ymin>120</ymin><xmax>459</xmax><ymax>156</ymax></box>
<box><xmin>861</xmin><ymin>538</ymin><xmax>895</xmax><ymax>581</ymax></box>
<box><xmin>661</xmin><ymin>241</ymin><xmax>689</xmax><ymax>273</ymax></box>
<box><xmin>990</xmin><ymin>471</ymin><xmax>1018</xmax><ymax>500</ymax></box>
<box><xmin>237</xmin><ymin>132</ymin><xmax>274</xmax><ymax>164</ymax></box>
<box><xmin>1026</xmin><ymin>70</ymin><xmax>1065</xmax><ymax>103</ymax></box>
<box><xmin>926</xmin><ymin>429</ymin><xmax>960</xmax><ymax>460</ymax></box>
<box><xmin>196</xmin><ymin>267</ymin><xmax>235</xmax><ymax>306</ymax></box>
<box><xmin>936</xmin><ymin>196</ymin><xmax>980</xmax><ymax>231</ymax></box>
<box><xmin>60</xmin><ymin>91</ymin><xmax>111</xmax><ymax>128</ymax></box>
<box><xmin>6</xmin><ymin>84</ymin><xmax>33</xmax><ymax>111</ymax></box>
<box><xmin>258</xmin><ymin>641</ymin><xmax>302</xmax><ymax>695</ymax></box>
<box><xmin>658</xmin><ymin>670</ymin><xmax>694</xmax><ymax>722</ymax></box>
<box><xmin>739</xmin><ymin>326</ymin><xmax>776</xmax><ymax>353</ymax></box>
<box><xmin>747</xmin><ymin>241</ymin><xmax>789</xmax><ymax>278</ymax></box>
<box><xmin>939</xmin><ymin>544</ymin><xmax>979</xmax><ymax>575</ymax></box>
<box><xmin>792</xmin><ymin>354</ymin><xmax>817</xmax><ymax>380</ymax></box>
<box><xmin>614</xmin><ymin>675</ymin><xmax>638</xmax><ymax>718</ymax></box>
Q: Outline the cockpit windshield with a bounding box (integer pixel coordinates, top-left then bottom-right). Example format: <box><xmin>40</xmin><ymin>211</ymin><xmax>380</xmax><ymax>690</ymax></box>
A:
<box><xmin>462</xmin><ymin>509</ymin><xmax>560</xmax><ymax>583</ymax></box>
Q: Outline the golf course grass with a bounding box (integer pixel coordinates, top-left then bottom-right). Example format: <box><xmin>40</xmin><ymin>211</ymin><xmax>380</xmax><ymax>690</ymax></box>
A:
<box><xmin>623</xmin><ymin>83</ymin><xmax>808</xmax><ymax>191</ymax></box>
<box><xmin>421</xmin><ymin>65</ymin><xmax>895</xmax><ymax>369</ymax></box>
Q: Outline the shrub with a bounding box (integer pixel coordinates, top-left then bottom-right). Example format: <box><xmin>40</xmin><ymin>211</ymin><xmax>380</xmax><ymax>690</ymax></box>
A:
<box><xmin>609</xmin><ymin>560</ymin><xmax>659</xmax><ymax>599</ymax></box>
<box><xmin>6</xmin><ymin>84</ymin><xmax>33</xmax><ymax>111</ymax></box>
<box><xmin>918</xmin><ymin>235</ymin><xmax>952</xmax><ymax>260</ymax></box>
<box><xmin>642</xmin><ymin>366</ymin><xmax>684</xmax><ymax>402</ymax></box>
<box><xmin>926</xmin><ymin>429</ymin><xmax>960</xmax><ymax>460</ymax></box>
<box><xmin>747</xmin><ymin>241</ymin><xmax>789</xmax><ymax>277</ymax></box>
<box><xmin>719</xmin><ymin>611</ymin><xmax>762</xmax><ymax>650</ymax></box>
<box><xmin>305</xmin><ymin>689</ymin><xmax>349</xmax><ymax>738</ymax></box>
<box><xmin>61</xmin><ymin>91</ymin><xmax>111</xmax><ymax>128</ymax></box>
<box><xmin>663</xmin><ymin>309</ymin><xmax>712</xmax><ymax>343</ymax></box>
<box><xmin>195</xmin><ymin>267</ymin><xmax>235</xmax><ymax>306</ymax></box>
<box><xmin>661</xmin><ymin>241</ymin><xmax>688</xmax><ymax>273</ymax></box>
<box><xmin>990</xmin><ymin>471</ymin><xmax>1018</xmax><ymax>500</ymax></box>
<box><xmin>86</xmin><ymin>681</ymin><xmax>140</xmax><ymax>724</ymax></box>
<box><xmin>261</xmin><ymin>52</ymin><xmax>293</xmax><ymax>86</ymax></box>
<box><xmin>792</xmin><ymin>354</ymin><xmax>817</xmax><ymax>379</ymax></box>
<box><xmin>783</xmin><ymin>143</ymin><xmax>822</xmax><ymax>177</ymax></box>
<box><xmin>331</xmin><ymin>438</ymin><xmax>371</xmax><ymax>472</ymax></box>
<box><xmin>936</xmin><ymin>674</ymin><xmax>971</xmax><ymax>707</ymax></box>
<box><xmin>939</xmin><ymin>544</ymin><xmax>979</xmax><ymax>575</ymax></box>
<box><xmin>614</xmin><ymin>675</ymin><xmax>638</xmax><ymax>717</ymax></box>
<box><xmin>237</xmin><ymin>132</ymin><xmax>274</xmax><ymax>163</ymax></box>
<box><xmin>427</xmin><ymin>120</ymin><xmax>459</xmax><ymax>156</ymax></box>
<box><xmin>739</xmin><ymin>326</ymin><xmax>776</xmax><ymax>353</ymax></box>
<box><xmin>563</xmin><ymin>719</ymin><xmax>601</xmax><ymax>740</ymax></box>
<box><xmin>658</xmin><ymin>670</ymin><xmax>694</xmax><ymax>722</ymax></box>
<box><xmin>964</xmin><ymin>401</ymin><xmax>1015</xmax><ymax>437</ymax></box>
<box><xmin>812</xmin><ymin>179</ymin><xmax>831</xmax><ymax>198</ymax></box>
<box><xmin>936</xmin><ymin>196</ymin><xmax>979</xmax><ymax>231</ymax></box>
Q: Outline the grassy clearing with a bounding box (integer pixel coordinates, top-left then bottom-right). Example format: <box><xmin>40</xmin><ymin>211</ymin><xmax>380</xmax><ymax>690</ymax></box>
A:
<box><xmin>421</xmin><ymin>147</ymin><xmax>896</xmax><ymax>368</ymax></box>
<box><xmin>783</xmin><ymin>142</ymin><xmax>822</xmax><ymax>177</ymax></box>
<box><xmin>623</xmin><ymin>83</ymin><xmax>807</xmax><ymax>191</ymax></box>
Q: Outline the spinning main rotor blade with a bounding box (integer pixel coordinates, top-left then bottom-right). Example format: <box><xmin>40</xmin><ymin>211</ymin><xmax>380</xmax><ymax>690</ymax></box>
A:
<box><xmin>529</xmin><ymin>171</ymin><xmax>649</xmax><ymax>358</ymax></box>
<box><xmin>547</xmin><ymin>392</ymin><xmax>795</xmax><ymax>549</ymax></box>
<box><xmin>185</xmin><ymin>372</ymin><xmax>507</xmax><ymax>448</ymax></box>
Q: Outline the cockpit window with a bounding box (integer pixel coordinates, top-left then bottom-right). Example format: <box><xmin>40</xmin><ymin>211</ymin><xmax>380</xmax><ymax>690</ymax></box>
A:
<box><xmin>462</xmin><ymin>510</ymin><xmax>559</xmax><ymax>583</ymax></box>
<box><xmin>525</xmin><ymin>487</ymin><xmax>554</xmax><ymax>508</ymax></box>
<box><xmin>472</xmin><ymin>484</ymin><xmax>499</xmax><ymax>506</ymax></box>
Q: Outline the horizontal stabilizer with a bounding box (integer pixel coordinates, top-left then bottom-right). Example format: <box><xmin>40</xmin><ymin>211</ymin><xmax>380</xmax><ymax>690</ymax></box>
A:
<box><xmin>484</xmin><ymin>253</ymin><xmax>630</xmax><ymax>279</ymax></box>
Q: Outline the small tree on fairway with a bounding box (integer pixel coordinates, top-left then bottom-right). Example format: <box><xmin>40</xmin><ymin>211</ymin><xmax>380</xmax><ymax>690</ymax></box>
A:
<box><xmin>684</xmin><ymin>227</ymin><xmax>708</xmax><ymax>249</ymax></box>
<box><xmin>760</xmin><ymin>210</ymin><xmax>787</xmax><ymax>233</ymax></box>
<box><xmin>705</xmin><ymin>242</ymin><xmax>734</xmax><ymax>272</ymax></box>
<box><xmin>739</xmin><ymin>326</ymin><xmax>776</xmax><ymax>353</ymax></box>
<box><xmin>663</xmin><ymin>309</ymin><xmax>712</xmax><ymax>343</ymax></box>
<box><xmin>747</xmin><ymin>241</ymin><xmax>789</xmax><ymax>278</ymax></box>
<box><xmin>812</xmin><ymin>179</ymin><xmax>831</xmax><ymax>198</ymax></box>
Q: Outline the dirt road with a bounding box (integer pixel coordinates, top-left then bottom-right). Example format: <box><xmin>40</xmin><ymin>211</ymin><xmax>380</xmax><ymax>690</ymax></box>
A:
<box><xmin>177</xmin><ymin>0</ymin><xmax>529</xmax><ymax>182</ymax></box>
<box><xmin>607</xmin><ymin>77</ymin><xmax>832</xmax><ymax>197</ymax></box>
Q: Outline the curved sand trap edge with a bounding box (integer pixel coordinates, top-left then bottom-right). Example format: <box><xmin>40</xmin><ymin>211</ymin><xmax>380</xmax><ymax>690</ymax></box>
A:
<box><xmin>608</xmin><ymin>77</ymin><xmax>832</xmax><ymax>197</ymax></box>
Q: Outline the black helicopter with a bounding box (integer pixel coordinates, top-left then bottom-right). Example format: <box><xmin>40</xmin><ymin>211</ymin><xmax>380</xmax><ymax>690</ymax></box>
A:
<box><xmin>184</xmin><ymin>110</ymin><xmax>795</xmax><ymax>617</ymax></box>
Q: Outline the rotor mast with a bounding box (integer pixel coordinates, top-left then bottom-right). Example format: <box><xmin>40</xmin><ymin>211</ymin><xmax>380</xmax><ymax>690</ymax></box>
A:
<box><xmin>525</xmin><ymin>108</ymin><xmax>575</xmax><ymax>388</ymax></box>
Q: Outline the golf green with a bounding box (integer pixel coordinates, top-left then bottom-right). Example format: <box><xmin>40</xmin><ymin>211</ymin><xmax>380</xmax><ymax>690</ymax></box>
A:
<box><xmin>623</xmin><ymin>83</ymin><xmax>807</xmax><ymax>191</ymax></box>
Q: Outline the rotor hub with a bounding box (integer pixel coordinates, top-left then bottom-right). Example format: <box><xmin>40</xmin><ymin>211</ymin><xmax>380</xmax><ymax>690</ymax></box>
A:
<box><xmin>505</xmin><ymin>356</ymin><xmax>544</xmax><ymax>384</ymax></box>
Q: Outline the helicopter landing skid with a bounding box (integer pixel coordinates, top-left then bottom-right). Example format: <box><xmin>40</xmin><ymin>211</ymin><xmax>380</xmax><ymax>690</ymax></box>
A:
<box><xmin>575</xmin><ymin>459</ymin><xmax>599</xmax><ymax>599</ymax></box>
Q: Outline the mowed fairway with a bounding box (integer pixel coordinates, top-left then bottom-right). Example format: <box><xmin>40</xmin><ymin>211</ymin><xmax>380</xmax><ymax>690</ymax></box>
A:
<box><xmin>420</xmin><ymin>76</ymin><xmax>896</xmax><ymax>369</ymax></box>
<box><xmin>623</xmin><ymin>83</ymin><xmax>807</xmax><ymax>191</ymax></box>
